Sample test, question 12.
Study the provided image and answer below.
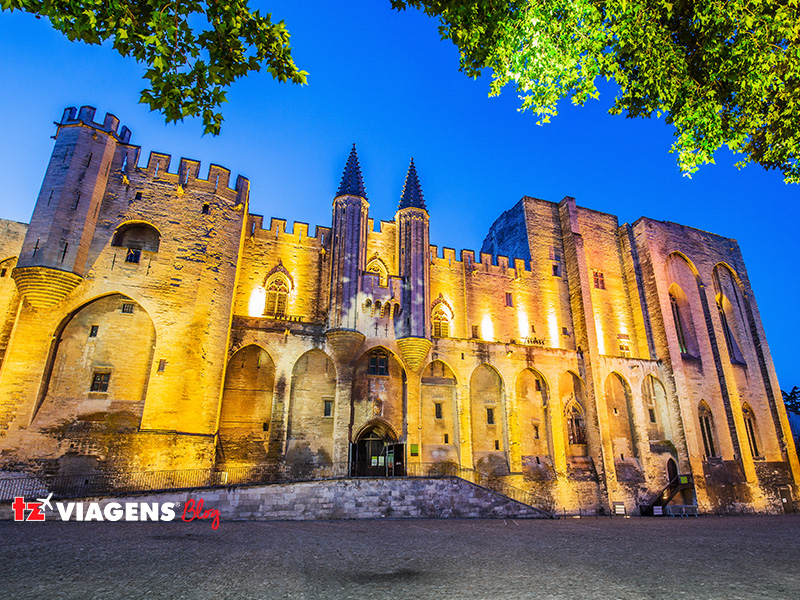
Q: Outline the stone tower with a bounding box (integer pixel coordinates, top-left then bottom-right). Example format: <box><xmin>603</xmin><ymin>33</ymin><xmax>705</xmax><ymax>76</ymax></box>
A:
<box><xmin>12</xmin><ymin>106</ymin><xmax>132</xmax><ymax>308</ymax></box>
<box><xmin>328</xmin><ymin>145</ymin><xmax>370</xmax><ymax>331</ymax></box>
<box><xmin>395</xmin><ymin>159</ymin><xmax>431</xmax><ymax>370</ymax></box>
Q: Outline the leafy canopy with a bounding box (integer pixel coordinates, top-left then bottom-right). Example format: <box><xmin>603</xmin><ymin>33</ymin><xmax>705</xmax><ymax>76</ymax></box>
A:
<box><xmin>393</xmin><ymin>0</ymin><xmax>800</xmax><ymax>183</ymax></box>
<box><xmin>1</xmin><ymin>0</ymin><xmax>307</xmax><ymax>134</ymax></box>
<box><xmin>783</xmin><ymin>386</ymin><xmax>800</xmax><ymax>414</ymax></box>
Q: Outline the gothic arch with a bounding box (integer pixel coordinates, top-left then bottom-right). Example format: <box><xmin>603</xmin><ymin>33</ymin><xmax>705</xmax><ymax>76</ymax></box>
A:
<box><xmin>667</xmin><ymin>282</ymin><xmax>700</xmax><ymax>357</ymax></box>
<box><xmin>515</xmin><ymin>367</ymin><xmax>551</xmax><ymax>464</ymax></box>
<box><xmin>111</xmin><ymin>220</ymin><xmax>162</xmax><ymax>253</ymax></box>
<box><xmin>470</xmin><ymin>364</ymin><xmax>507</xmax><ymax>472</ymax></box>
<box><xmin>605</xmin><ymin>372</ymin><xmax>639</xmax><ymax>461</ymax></box>
<box><xmin>420</xmin><ymin>360</ymin><xmax>458</xmax><ymax>462</ymax></box>
<box><xmin>220</xmin><ymin>344</ymin><xmax>275</xmax><ymax>436</ymax></box>
<box><xmin>431</xmin><ymin>295</ymin><xmax>454</xmax><ymax>338</ymax></box>
<box><xmin>698</xmin><ymin>400</ymin><xmax>719</xmax><ymax>459</ymax></box>
<box><xmin>642</xmin><ymin>374</ymin><xmax>672</xmax><ymax>441</ymax></box>
<box><xmin>365</xmin><ymin>257</ymin><xmax>389</xmax><ymax>286</ymax></box>
<box><xmin>712</xmin><ymin>263</ymin><xmax>748</xmax><ymax>364</ymax></box>
<box><xmin>33</xmin><ymin>293</ymin><xmax>156</xmax><ymax>431</ymax></box>
<box><xmin>285</xmin><ymin>349</ymin><xmax>337</xmax><ymax>470</ymax></box>
<box><xmin>559</xmin><ymin>370</ymin><xmax>589</xmax><ymax>459</ymax></box>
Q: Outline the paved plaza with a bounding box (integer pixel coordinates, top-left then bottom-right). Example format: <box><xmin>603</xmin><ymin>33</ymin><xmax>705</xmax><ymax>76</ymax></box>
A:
<box><xmin>1</xmin><ymin>515</ymin><xmax>799</xmax><ymax>599</ymax></box>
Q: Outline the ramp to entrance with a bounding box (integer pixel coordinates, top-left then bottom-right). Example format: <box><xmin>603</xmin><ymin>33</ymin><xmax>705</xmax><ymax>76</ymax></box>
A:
<box><xmin>1</xmin><ymin>477</ymin><xmax>553</xmax><ymax>521</ymax></box>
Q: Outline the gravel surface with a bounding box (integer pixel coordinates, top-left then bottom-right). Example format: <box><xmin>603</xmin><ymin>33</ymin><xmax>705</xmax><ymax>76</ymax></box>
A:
<box><xmin>1</xmin><ymin>515</ymin><xmax>798</xmax><ymax>599</ymax></box>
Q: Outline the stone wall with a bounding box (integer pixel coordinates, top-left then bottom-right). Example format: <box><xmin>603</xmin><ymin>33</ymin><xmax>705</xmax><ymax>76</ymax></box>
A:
<box><xmin>0</xmin><ymin>477</ymin><xmax>551</xmax><ymax>521</ymax></box>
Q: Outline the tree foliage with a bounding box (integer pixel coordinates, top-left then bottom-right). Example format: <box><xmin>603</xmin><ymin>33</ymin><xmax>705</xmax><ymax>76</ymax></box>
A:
<box><xmin>783</xmin><ymin>386</ymin><xmax>800</xmax><ymax>414</ymax></box>
<box><xmin>1</xmin><ymin>0</ymin><xmax>307</xmax><ymax>134</ymax></box>
<box><xmin>393</xmin><ymin>0</ymin><xmax>800</xmax><ymax>182</ymax></box>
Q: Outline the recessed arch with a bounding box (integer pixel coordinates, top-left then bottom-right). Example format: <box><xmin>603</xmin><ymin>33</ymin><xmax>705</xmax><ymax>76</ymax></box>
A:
<box><xmin>698</xmin><ymin>400</ymin><xmax>719</xmax><ymax>459</ymax></box>
<box><xmin>741</xmin><ymin>402</ymin><xmax>762</xmax><ymax>458</ymax></box>
<box><xmin>515</xmin><ymin>367</ymin><xmax>551</xmax><ymax>465</ymax></box>
<box><xmin>559</xmin><ymin>370</ymin><xmax>589</xmax><ymax>460</ymax></box>
<box><xmin>111</xmin><ymin>221</ymin><xmax>161</xmax><ymax>253</ymax></box>
<box><xmin>220</xmin><ymin>344</ymin><xmax>275</xmax><ymax>437</ymax></box>
<box><xmin>642</xmin><ymin>374</ymin><xmax>672</xmax><ymax>441</ymax></box>
<box><xmin>285</xmin><ymin>349</ymin><xmax>337</xmax><ymax>473</ymax></box>
<box><xmin>420</xmin><ymin>359</ymin><xmax>458</xmax><ymax>463</ymax></box>
<box><xmin>33</xmin><ymin>293</ymin><xmax>156</xmax><ymax>432</ymax></box>
<box><xmin>365</xmin><ymin>257</ymin><xmax>389</xmax><ymax>286</ymax></box>
<box><xmin>605</xmin><ymin>371</ymin><xmax>639</xmax><ymax>462</ymax></box>
<box><xmin>470</xmin><ymin>364</ymin><xmax>507</xmax><ymax>472</ymax></box>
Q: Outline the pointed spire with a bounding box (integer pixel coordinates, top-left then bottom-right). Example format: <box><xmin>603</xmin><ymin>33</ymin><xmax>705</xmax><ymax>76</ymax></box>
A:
<box><xmin>399</xmin><ymin>158</ymin><xmax>426</xmax><ymax>210</ymax></box>
<box><xmin>337</xmin><ymin>144</ymin><xmax>367</xmax><ymax>199</ymax></box>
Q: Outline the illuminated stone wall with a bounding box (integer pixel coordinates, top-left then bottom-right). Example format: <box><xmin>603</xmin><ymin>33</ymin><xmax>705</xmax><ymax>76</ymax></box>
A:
<box><xmin>0</xmin><ymin>105</ymin><xmax>796</xmax><ymax>515</ymax></box>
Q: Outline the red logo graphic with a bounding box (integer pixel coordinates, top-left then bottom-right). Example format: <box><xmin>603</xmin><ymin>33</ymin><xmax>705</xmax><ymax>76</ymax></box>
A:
<box><xmin>12</xmin><ymin>497</ymin><xmax>45</xmax><ymax>522</ymax></box>
<box><xmin>181</xmin><ymin>498</ymin><xmax>220</xmax><ymax>530</ymax></box>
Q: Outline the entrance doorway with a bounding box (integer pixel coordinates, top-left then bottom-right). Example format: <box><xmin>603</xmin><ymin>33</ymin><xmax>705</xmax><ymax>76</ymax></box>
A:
<box><xmin>350</xmin><ymin>424</ymin><xmax>405</xmax><ymax>477</ymax></box>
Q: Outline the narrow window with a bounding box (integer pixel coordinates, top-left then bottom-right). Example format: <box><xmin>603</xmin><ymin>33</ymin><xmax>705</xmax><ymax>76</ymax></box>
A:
<box><xmin>486</xmin><ymin>407</ymin><xmax>495</xmax><ymax>425</ymax></box>
<box><xmin>89</xmin><ymin>325</ymin><xmax>99</xmax><ymax>338</ymax></box>
<box><xmin>323</xmin><ymin>399</ymin><xmax>333</xmax><ymax>417</ymax></box>
<box><xmin>86</xmin><ymin>152</ymin><xmax>93</xmax><ymax>166</ymax></box>
<box><xmin>73</xmin><ymin>193</ymin><xmax>80</xmax><ymax>210</ymax></box>
<box><xmin>619</xmin><ymin>340</ymin><xmax>631</xmax><ymax>357</ymax></box>
<box><xmin>699</xmin><ymin>403</ymin><xmax>717</xmax><ymax>458</ymax></box>
<box><xmin>534</xmin><ymin>379</ymin><xmax>541</xmax><ymax>392</ymax></box>
<box><xmin>121</xmin><ymin>303</ymin><xmax>135</xmax><ymax>314</ymax></box>
<box><xmin>567</xmin><ymin>403</ymin><xmax>587</xmax><ymax>445</ymax></box>
<box><xmin>670</xmin><ymin>294</ymin><xmax>689</xmax><ymax>354</ymax></box>
<box><xmin>593</xmin><ymin>271</ymin><xmax>605</xmax><ymax>289</ymax></box>
<box><xmin>505</xmin><ymin>292</ymin><xmax>513</xmax><ymax>307</ymax></box>
<box><xmin>60</xmin><ymin>243</ymin><xmax>68</xmax><ymax>262</ymax></box>
<box><xmin>533</xmin><ymin>424</ymin><xmax>540</xmax><ymax>439</ymax></box>
<box><xmin>552</xmin><ymin>263</ymin><xmax>560</xmax><ymax>277</ymax></box>
<box><xmin>158</xmin><ymin>359</ymin><xmax>167</xmax><ymax>372</ymax></box>
<box><xmin>743</xmin><ymin>406</ymin><xmax>760</xmax><ymax>457</ymax></box>
<box><xmin>562</xmin><ymin>327</ymin><xmax>569</xmax><ymax>336</ymax></box>
<box><xmin>135</xmin><ymin>192</ymin><xmax>143</xmax><ymax>201</ymax></box>
<box><xmin>125</xmin><ymin>248</ymin><xmax>141</xmax><ymax>264</ymax></box>
<box><xmin>47</xmin><ymin>190</ymin><xmax>53</xmax><ymax>206</ymax></box>
<box><xmin>32</xmin><ymin>239</ymin><xmax>40</xmax><ymax>258</ymax></box>
<box><xmin>471</xmin><ymin>325</ymin><xmax>479</xmax><ymax>339</ymax></box>
<box><xmin>649</xmin><ymin>408</ymin><xmax>657</xmax><ymax>424</ymax></box>
<box><xmin>717</xmin><ymin>299</ymin><xmax>743</xmax><ymax>363</ymax></box>
<box><xmin>494</xmin><ymin>440</ymin><xmax>500</xmax><ymax>450</ymax></box>
<box><xmin>0</xmin><ymin>269</ymin><xmax>6</xmax><ymax>277</ymax></box>
<box><xmin>90</xmin><ymin>372</ymin><xmax>110</xmax><ymax>392</ymax></box>
<box><xmin>262</xmin><ymin>422</ymin><xmax>269</xmax><ymax>432</ymax></box>
<box><xmin>434</xmin><ymin>402</ymin><xmax>443</xmax><ymax>420</ymax></box>
<box><xmin>443</xmin><ymin>433</ymin><xmax>449</xmax><ymax>444</ymax></box>
<box><xmin>202</xmin><ymin>203</ymin><xmax>210</xmax><ymax>214</ymax></box>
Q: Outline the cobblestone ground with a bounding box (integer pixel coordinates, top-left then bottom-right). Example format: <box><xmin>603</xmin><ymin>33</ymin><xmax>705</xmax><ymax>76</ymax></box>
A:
<box><xmin>1</xmin><ymin>515</ymin><xmax>799</xmax><ymax>599</ymax></box>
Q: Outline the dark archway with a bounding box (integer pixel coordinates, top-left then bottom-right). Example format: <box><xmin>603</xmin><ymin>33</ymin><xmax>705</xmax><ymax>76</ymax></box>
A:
<box><xmin>350</xmin><ymin>420</ymin><xmax>404</xmax><ymax>477</ymax></box>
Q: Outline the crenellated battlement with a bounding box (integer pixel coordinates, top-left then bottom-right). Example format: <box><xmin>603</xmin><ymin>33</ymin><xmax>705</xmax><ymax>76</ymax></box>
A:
<box><xmin>246</xmin><ymin>214</ymin><xmax>331</xmax><ymax>246</ymax></box>
<box><xmin>135</xmin><ymin>152</ymin><xmax>248</xmax><ymax>197</ymax></box>
<box><xmin>429</xmin><ymin>244</ymin><xmax>531</xmax><ymax>276</ymax></box>
<box><xmin>58</xmin><ymin>105</ymin><xmax>132</xmax><ymax>144</ymax></box>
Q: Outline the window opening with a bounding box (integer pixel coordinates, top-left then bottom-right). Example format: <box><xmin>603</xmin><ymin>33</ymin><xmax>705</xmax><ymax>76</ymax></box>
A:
<box><xmin>202</xmin><ymin>203</ymin><xmax>210</xmax><ymax>214</ymax></box>
<box><xmin>265</xmin><ymin>277</ymin><xmax>289</xmax><ymax>317</ymax></box>
<box><xmin>158</xmin><ymin>359</ymin><xmax>167</xmax><ymax>372</ymax></box>
<box><xmin>90</xmin><ymin>372</ymin><xmax>110</xmax><ymax>392</ymax></box>
<box><xmin>434</xmin><ymin>402</ymin><xmax>443</xmax><ymax>420</ymax></box>
<box><xmin>368</xmin><ymin>350</ymin><xmax>389</xmax><ymax>376</ymax></box>
<box><xmin>505</xmin><ymin>292</ymin><xmax>513</xmax><ymax>307</ymax></box>
<box><xmin>486</xmin><ymin>407</ymin><xmax>495</xmax><ymax>425</ymax></box>
<box><xmin>699</xmin><ymin>403</ymin><xmax>717</xmax><ymax>458</ymax></box>
<box><xmin>324</xmin><ymin>399</ymin><xmax>333</xmax><ymax>417</ymax></box>
<box><xmin>443</xmin><ymin>433</ymin><xmax>449</xmax><ymax>444</ymax></box>
<box><xmin>121</xmin><ymin>303</ymin><xmax>135</xmax><ymax>314</ymax></box>
<box><xmin>125</xmin><ymin>248</ymin><xmax>141</xmax><ymax>264</ymax></box>
<box><xmin>567</xmin><ymin>403</ymin><xmax>587</xmax><ymax>445</ymax></box>
<box><xmin>593</xmin><ymin>271</ymin><xmax>605</xmax><ymax>289</ymax></box>
<box><xmin>670</xmin><ymin>293</ymin><xmax>689</xmax><ymax>354</ymax></box>
<box><xmin>89</xmin><ymin>325</ymin><xmax>99</xmax><ymax>338</ymax></box>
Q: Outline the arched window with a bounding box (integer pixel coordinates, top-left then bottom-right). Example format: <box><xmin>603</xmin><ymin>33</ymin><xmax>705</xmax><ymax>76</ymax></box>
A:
<box><xmin>742</xmin><ymin>404</ymin><xmax>761</xmax><ymax>458</ymax></box>
<box><xmin>432</xmin><ymin>304</ymin><xmax>451</xmax><ymax>338</ymax></box>
<box><xmin>111</xmin><ymin>222</ymin><xmax>161</xmax><ymax>256</ymax></box>
<box><xmin>368</xmin><ymin>349</ymin><xmax>389</xmax><ymax>376</ymax></box>
<box><xmin>265</xmin><ymin>276</ymin><xmax>289</xmax><ymax>317</ymax></box>
<box><xmin>566</xmin><ymin>402</ymin><xmax>586</xmax><ymax>445</ymax></box>
<box><xmin>431</xmin><ymin>296</ymin><xmax>454</xmax><ymax>338</ymax></box>
<box><xmin>669</xmin><ymin>293</ymin><xmax>688</xmax><ymax>354</ymax></box>
<box><xmin>366</xmin><ymin>258</ymin><xmax>388</xmax><ymax>286</ymax></box>
<box><xmin>699</xmin><ymin>402</ymin><xmax>718</xmax><ymax>459</ymax></box>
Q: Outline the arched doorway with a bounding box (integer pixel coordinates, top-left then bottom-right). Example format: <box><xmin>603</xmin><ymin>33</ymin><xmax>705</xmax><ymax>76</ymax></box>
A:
<box><xmin>350</xmin><ymin>421</ymin><xmax>404</xmax><ymax>477</ymax></box>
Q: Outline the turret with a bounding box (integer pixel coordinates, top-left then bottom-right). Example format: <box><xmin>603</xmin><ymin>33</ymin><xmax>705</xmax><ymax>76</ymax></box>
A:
<box><xmin>328</xmin><ymin>145</ymin><xmax>369</xmax><ymax>330</ymax></box>
<box><xmin>12</xmin><ymin>106</ymin><xmax>132</xmax><ymax>308</ymax></box>
<box><xmin>394</xmin><ymin>159</ymin><xmax>431</xmax><ymax>370</ymax></box>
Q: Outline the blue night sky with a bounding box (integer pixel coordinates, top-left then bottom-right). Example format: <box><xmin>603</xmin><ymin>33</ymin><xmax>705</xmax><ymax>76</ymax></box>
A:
<box><xmin>1</xmin><ymin>2</ymin><xmax>798</xmax><ymax>387</ymax></box>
